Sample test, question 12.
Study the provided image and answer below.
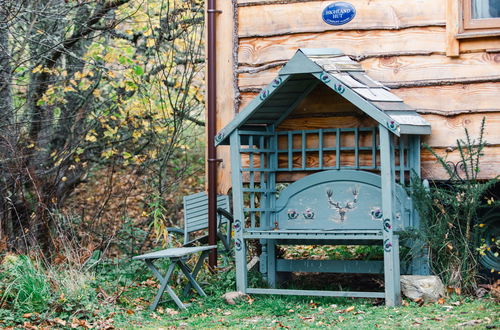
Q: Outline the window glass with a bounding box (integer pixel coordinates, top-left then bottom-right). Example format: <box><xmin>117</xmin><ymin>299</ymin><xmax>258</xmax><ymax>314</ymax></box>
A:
<box><xmin>472</xmin><ymin>0</ymin><xmax>500</xmax><ymax>18</ymax></box>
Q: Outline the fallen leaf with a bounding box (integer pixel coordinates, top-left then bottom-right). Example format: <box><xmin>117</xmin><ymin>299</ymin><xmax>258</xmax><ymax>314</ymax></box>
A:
<box><xmin>454</xmin><ymin>287</ymin><xmax>462</xmax><ymax>295</ymax></box>
<box><xmin>345</xmin><ymin>306</ymin><xmax>355</xmax><ymax>313</ymax></box>
<box><xmin>23</xmin><ymin>313</ymin><xmax>32</xmax><ymax>318</ymax></box>
<box><xmin>457</xmin><ymin>319</ymin><xmax>482</xmax><ymax>327</ymax></box>
<box><xmin>437</xmin><ymin>297</ymin><xmax>445</xmax><ymax>304</ymax></box>
<box><xmin>23</xmin><ymin>322</ymin><xmax>36</xmax><ymax>329</ymax></box>
<box><xmin>149</xmin><ymin>313</ymin><xmax>161</xmax><ymax>320</ymax></box>
<box><xmin>141</xmin><ymin>279</ymin><xmax>156</xmax><ymax>287</ymax></box>
<box><xmin>402</xmin><ymin>300</ymin><xmax>410</xmax><ymax>307</ymax></box>
<box><xmin>52</xmin><ymin>318</ymin><xmax>67</xmax><ymax>326</ymax></box>
<box><xmin>126</xmin><ymin>309</ymin><xmax>134</xmax><ymax>315</ymax></box>
<box><xmin>166</xmin><ymin>308</ymin><xmax>179</xmax><ymax>316</ymax></box>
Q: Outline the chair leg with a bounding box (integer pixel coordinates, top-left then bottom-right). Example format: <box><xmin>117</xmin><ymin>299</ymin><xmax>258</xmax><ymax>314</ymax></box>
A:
<box><xmin>178</xmin><ymin>259</ymin><xmax>207</xmax><ymax>297</ymax></box>
<box><xmin>217</xmin><ymin>231</ymin><xmax>231</xmax><ymax>252</ymax></box>
<box><xmin>146</xmin><ymin>260</ymin><xmax>186</xmax><ymax>311</ymax></box>
<box><xmin>182</xmin><ymin>250</ymin><xmax>209</xmax><ymax>296</ymax></box>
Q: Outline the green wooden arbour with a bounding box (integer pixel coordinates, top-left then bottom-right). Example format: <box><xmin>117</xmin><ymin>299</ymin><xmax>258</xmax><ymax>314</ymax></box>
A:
<box><xmin>216</xmin><ymin>48</ymin><xmax>431</xmax><ymax>306</ymax></box>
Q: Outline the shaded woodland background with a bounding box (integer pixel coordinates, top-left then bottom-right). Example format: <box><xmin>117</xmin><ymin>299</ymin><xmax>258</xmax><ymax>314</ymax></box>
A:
<box><xmin>0</xmin><ymin>0</ymin><xmax>206</xmax><ymax>259</ymax></box>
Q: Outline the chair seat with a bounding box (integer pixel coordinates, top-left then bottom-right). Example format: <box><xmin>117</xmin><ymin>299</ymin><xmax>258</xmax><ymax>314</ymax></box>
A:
<box><xmin>133</xmin><ymin>245</ymin><xmax>217</xmax><ymax>260</ymax></box>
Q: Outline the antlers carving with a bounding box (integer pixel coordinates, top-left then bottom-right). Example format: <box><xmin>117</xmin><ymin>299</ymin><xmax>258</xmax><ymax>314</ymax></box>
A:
<box><xmin>326</xmin><ymin>187</ymin><xmax>359</xmax><ymax>222</ymax></box>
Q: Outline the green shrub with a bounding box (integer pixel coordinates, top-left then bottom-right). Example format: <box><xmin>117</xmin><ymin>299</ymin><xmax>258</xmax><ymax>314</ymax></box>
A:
<box><xmin>410</xmin><ymin>118</ymin><xmax>498</xmax><ymax>292</ymax></box>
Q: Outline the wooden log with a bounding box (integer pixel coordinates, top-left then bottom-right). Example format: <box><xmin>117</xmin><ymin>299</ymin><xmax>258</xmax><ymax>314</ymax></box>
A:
<box><xmin>446</xmin><ymin>0</ymin><xmax>460</xmax><ymax>56</ymax></box>
<box><xmin>420</xmin><ymin>146</ymin><xmax>500</xmax><ymax>180</ymax></box>
<box><xmin>277</xmin><ymin>116</ymin><xmax>377</xmax><ymax>131</ymax></box>
<box><xmin>238</xmin><ymin>27</ymin><xmax>447</xmax><ymax>66</ymax></box>
<box><xmin>391</xmin><ymin>83</ymin><xmax>500</xmax><ymax>113</ymax></box>
<box><xmin>421</xmin><ymin>113</ymin><xmax>500</xmax><ymax>146</ymax></box>
<box><xmin>213</xmin><ymin>0</ymin><xmax>236</xmax><ymax>195</ymax></box>
<box><xmin>361</xmin><ymin>53</ymin><xmax>500</xmax><ymax>86</ymax></box>
<box><xmin>237</xmin><ymin>53</ymin><xmax>500</xmax><ymax>90</ymax></box>
<box><xmin>239</xmin><ymin>0</ymin><xmax>352</xmax><ymax>6</ymax></box>
<box><xmin>238</xmin><ymin>0</ymin><xmax>445</xmax><ymax>38</ymax></box>
<box><xmin>460</xmin><ymin>37</ymin><xmax>500</xmax><ymax>53</ymax></box>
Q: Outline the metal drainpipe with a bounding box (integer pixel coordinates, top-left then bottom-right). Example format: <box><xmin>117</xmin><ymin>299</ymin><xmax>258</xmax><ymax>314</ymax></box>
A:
<box><xmin>207</xmin><ymin>0</ymin><xmax>219</xmax><ymax>268</ymax></box>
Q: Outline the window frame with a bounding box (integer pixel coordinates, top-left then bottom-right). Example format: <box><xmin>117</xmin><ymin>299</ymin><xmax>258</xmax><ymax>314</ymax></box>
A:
<box><xmin>462</xmin><ymin>0</ymin><xmax>500</xmax><ymax>32</ymax></box>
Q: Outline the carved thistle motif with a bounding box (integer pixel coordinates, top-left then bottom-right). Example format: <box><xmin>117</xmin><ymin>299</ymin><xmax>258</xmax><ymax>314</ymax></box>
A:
<box><xmin>287</xmin><ymin>209</ymin><xmax>299</xmax><ymax>220</ymax></box>
<box><xmin>371</xmin><ymin>207</ymin><xmax>383</xmax><ymax>221</ymax></box>
<box><xmin>326</xmin><ymin>187</ymin><xmax>359</xmax><ymax>222</ymax></box>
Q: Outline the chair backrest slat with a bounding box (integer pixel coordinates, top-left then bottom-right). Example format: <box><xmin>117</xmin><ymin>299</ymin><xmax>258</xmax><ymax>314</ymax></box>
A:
<box><xmin>183</xmin><ymin>192</ymin><xmax>230</xmax><ymax>244</ymax></box>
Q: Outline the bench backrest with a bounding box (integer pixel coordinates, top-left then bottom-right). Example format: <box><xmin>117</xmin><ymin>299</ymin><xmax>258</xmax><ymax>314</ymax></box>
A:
<box><xmin>274</xmin><ymin>170</ymin><xmax>412</xmax><ymax>231</ymax></box>
<box><xmin>183</xmin><ymin>192</ymin><xmax>230</xmax><ymax>244</ymax></box>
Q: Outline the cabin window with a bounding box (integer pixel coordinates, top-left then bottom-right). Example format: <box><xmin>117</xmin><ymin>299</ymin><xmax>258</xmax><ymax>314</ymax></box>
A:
<box><xmin>463</xmin><ymin>0</ymin><xmax>500</xmax><ymax>31</ymax></box>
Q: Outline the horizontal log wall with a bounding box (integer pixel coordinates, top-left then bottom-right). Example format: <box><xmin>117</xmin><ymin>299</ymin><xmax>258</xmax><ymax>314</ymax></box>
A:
<box><xmin>213</xmin><ymin>0</ymin><xmax>500</xmax><ymax>192</ymax></box>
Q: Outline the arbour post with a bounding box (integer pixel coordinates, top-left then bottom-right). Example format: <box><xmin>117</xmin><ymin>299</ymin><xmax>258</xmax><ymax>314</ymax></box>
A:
<box><xmin>379</xmin><ymin>125</ymin><xmax>402</xmax><ymax>306</ymax></box>
<box><xmin>267</xmin><ymin>127</ymin><xmax>277</xmax><ymax>288</ymax></box>
<box><xmin>230</xmin><ymin>130</ymin><xmax>247</xmax><ymax>293</ymax></box>
<box><xmin>408</xmin><ymin>135</ymin><xmax>430</xmax><ymax>275</ymax></box>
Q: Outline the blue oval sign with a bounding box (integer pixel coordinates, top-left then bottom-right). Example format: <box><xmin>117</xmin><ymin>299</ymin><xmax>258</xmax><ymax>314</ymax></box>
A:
<box><xmin>322</xmin><ymin>2</ymin><xmax>356</xmax><ymax>26</ymax></box>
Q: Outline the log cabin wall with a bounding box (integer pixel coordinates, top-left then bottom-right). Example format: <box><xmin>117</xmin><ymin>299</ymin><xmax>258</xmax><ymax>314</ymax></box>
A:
<box><xmin>213</xmin><ymin>0</ymin><xmax>500</xmax><ymax>193</ymax></box>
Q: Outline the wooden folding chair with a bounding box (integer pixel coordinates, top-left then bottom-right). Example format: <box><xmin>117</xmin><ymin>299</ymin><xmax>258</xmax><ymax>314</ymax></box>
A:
<box><xmin>134</xmin><ymin>192</ymin><xmax>233</xmax><ymax>310</ymax></box>
<box><xmin>133</xmin><ymin>246</ymin><xmax>216</xmax><ymax>310</ymax></box>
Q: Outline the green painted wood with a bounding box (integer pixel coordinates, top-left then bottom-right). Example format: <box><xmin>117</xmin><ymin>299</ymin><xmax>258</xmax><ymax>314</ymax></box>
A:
<box><xmin>215</xmin><ymin>74</ymin><xmax>292</xmax><ymax>146</ymax></box>
<box><xmin>372</xmin><ymin>127</ymin><xmax>377</xmax><ymax>169</ymax></box>
<box><xmin>399</xmin><ymin>137</ymin><xmax>405</xmax><ymax>184</ymax></box>
<box><xmin>230</xmin><ymin>131</ymin><xmax>248</xmax><ymax>293</ymax></box>
<box><xmin>277</xmin><ymin>259</ymin><xmax>384</xmax><ymax>274</ymax></box>
<box><xmin>279</xmin><ymin>50</ymin><xmax>324</xmax><ymax>75</ymax></box>
<box><xmin>379</xmin><ymin>125</ymin><xmax>402</xmax><ymax>306</ymax></box>
<box><xmin>355</xmin><ymin>127</ymin><xmax>359</xmax><ymax>169</ymax></box>
<box><xmin>182</xmin><ymin>192</ymin><xmax>231</xmax><ymax>245</ymax></box>
<box><xmin>139</xmin><ymin>246</ymin><xmax>216</xmax><ymax>311</ymax></box>
<box><xmin>399</xmin><ymin>124</ymin><xmax>432</xmax><ymax>135</ymax></box>
<box><xmin>243</xmin><ymin>231</ymin><xmax>383</xmax><ymax>240</ymax></box>
<box><xmin>336</xmin><ymin>128</ymin><xmax>340</xmax><ymax>169</ymax></box>
<box><xmin>216</xmin><ymin>49</ymin><xmax>431</xmax><ymax>146</ymax></box>
<box><xmin>246</xmin><ymin>288</ymin><xmax>385</xmax><ymax>298</ymax></box>
<box><xmin>407</xmin><ymin>135</ymin><xmax>430</xmax><ymax>276</ymax></box>
<box><xmin>271</xmin><ymin>170</ymin><xmax>409</xmax><ymax>232</ymax></box>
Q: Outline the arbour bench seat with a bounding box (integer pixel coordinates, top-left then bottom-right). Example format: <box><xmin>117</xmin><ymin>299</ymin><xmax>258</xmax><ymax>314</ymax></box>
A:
<box><xmin>243</xmin><ymin>229</ymin><xmax>384</xmax><ymax>241</ymax></box>
<box><xmin>245</xmin><ymin>228</ymin><xmax>402</xmax><ymax>276</ymax></box>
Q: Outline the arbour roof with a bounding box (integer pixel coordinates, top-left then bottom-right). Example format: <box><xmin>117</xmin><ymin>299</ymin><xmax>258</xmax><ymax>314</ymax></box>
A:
<box><xmin>215</xmin><ymin>48</ymin><xmax>431</xmax><ymax>146</ymax></box>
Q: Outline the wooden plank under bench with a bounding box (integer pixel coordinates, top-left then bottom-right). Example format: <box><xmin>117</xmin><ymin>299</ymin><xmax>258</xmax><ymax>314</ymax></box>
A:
<box><xmin>246</xmin><ymin>288</ymin><xmax>385</xmax><ymax>298</ymax></box>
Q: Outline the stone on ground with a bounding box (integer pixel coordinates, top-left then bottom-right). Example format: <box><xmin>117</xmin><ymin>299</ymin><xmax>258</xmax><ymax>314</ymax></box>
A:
<box><xmin>222</xmin><ymin>291</ymin><xmax>248</xmax><ymax>305</ymax></box>
<box><xmin>400</xmin><ymin>275</ymin><xmax>445</xmax><ymax>302</ymax></box>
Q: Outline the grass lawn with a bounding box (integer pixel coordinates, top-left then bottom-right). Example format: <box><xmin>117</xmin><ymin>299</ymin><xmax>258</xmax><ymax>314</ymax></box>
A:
<box><xmin>118</xmin><ymin>292</ymin><xmax>498</xmax><ymax>329</ymax></box>
<box><xmin>1</xmin><ymin>255</ymin><xmax>498</xmax><ymax>329</ymax></box>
